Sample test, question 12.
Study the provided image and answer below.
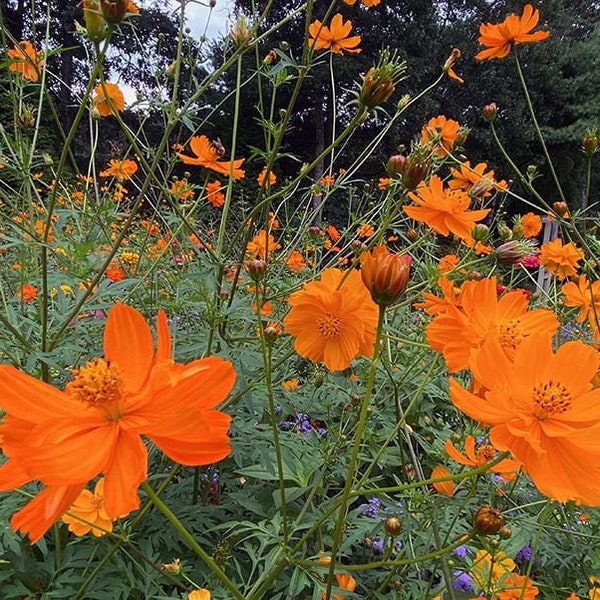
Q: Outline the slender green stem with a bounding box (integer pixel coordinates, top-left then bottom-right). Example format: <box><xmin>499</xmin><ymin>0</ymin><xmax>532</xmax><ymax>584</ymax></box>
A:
<box><xmin>513</xmin><ymin>49</ymin><xmax>565</xmax><ymax>202</ymax></box>
<box><xmin>141</xmin><ymin>481</ymin><xmax>244</xmax><ymax>600</ymax></box>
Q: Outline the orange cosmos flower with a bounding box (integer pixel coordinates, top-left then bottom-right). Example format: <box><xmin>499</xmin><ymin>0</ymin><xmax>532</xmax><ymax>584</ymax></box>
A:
<box><xmin>518</xmin><ymin>212</ymin><xmax>543</xmax><ymax>238</ymax></box>
<box><xmin>403</xmin><ymin>175</ymin><xmax>490</xmax><ymax>242</ymax></box>
<box><xmin>450</xmin><ymin>333</ymin><xmax>600</xmax><ymax>505</ymax></box>
<box><xmin>356</xmin><ymin>223</ymin><xmax>375</xmax><ymax>238</ymax></box>
<box><xmin>7</xmin><ymin>41</ymin><xmax>44</xmax><ymax>82</ymax></box>
<box><xmin>105</xmin><ymin>265</ymin><xmax>125</xmax><ymax>282</ymax></box>
<box><xmin>476</xmin><ymin>4</ymin><xmax>549</xmax><ymax>60</ymax></box>
<box><xmin>321</xmin><ymin>573</ymin><xmax>357</xmax><ymax>600</ymax></box>
<box><xmin>414</xmin><ymin>276</ymin><xmax>463</xmax><ymax>316</ymax></box>
<box><xmin>308</xmin><ymin>14</ymin><xmax>361</xmax><ymax>55</ymax></box>
<box><xmin>16</xmin><ymin>283</ymin><xmax>37</xmax><ymax>302</ymax></box>
<box><xmin>257</xmin><ymin>166</ymin><xmax>276</xmax><ymax>187</ymax></box>
<box><xmin>342</xmin><ymin>0</ymin><xmax>380</xmax><ymax>6</ymax></box>
<box><xmin>206</xmin><ymin>180</ymin><xmax>225</xmax><ymax>207</ymax></box>
<box><xmin>247</xmin><ymin>230</ymin><xmax>281</xmax><ymax>259</ymax></box>
<box><xmin>562</xmin><ymin>275</ymin><xmax>600</xmax><ymax>324</ymax></box>
<box><xmin>283</xmin><ymin>268</ymin><xmax>378</xmax><ymax>371</ymax></box>
<box><xmin>99</xmin><ymin>158</ymin><xmax>138</xmax><ymax>181</ymax></box>
<box><xmin>177</xmin><ymin>136</ymin><xmax>245</xmax><ymax>179</ymax></box>
<box><xmin>437</xmin><ymin>254</ymin><xmax>460</xmax><ymax>274</ymax></box>
<box><xmin>496</xmin><ymin>573</ymin><xmax>539</xmax><ymax>600</ymax></box>
<box><xmin>286</xmin><ymin>250</ymin><xmax>306</xmax><ymax>273</ymax></box>
<box><xmin>444</xmin><ymin>435</ymin><xmax>520</xmax><ymax>474</ymax></box>
<box><xmin>448</xmin><ymin>161</ymin><xmax>508</xmax><ymax>198</ymax></box>
<box><xmin>188</xmin><ymin>590</ymin><xmax>211</xmax><ymax>600</ymax></box>
<box><xmin>61</xmin><ymin>477</ymin><xmax>113</xmax><ymax>537</ymax></box>
<box><xmin>539</xmin><ymin>238</ymin><xmax>583</xmax><ymax>280</ymax></box>
<box><xmin>93</xmin><ymin>82</ymin><xmax>125</xmax><ymax>117</ymax></box>
<box><xmin>426</xmin><ymin>276</ymin><xmax>558</xmax><ymax>372</ymax></box>
<box><xmin>420</xmin><ymin>115</ymin><xmax>461</xmax><ymax>156</ymax></box>
<box><xmin>0</xmin><ymin>302</ymin><xmax>235</xmax><ymax>543</ymax></box>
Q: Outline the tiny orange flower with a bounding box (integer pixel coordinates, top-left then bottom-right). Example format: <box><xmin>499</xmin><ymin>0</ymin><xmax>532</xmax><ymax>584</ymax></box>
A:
<box><xmin>342</xmin><ymin>0</ymin><xmax>380</xmax><ymax>6</ymax></box>
<box><xmin>356</xmin><ymin>223</ymin><xmax>375</xmax><ymax>238</ymax></box>
<box><xmin>7</xmin><ymin>41</ymin><xmax>44</xmax><ymax>82</ymax></box>
<box><xmin>308</xmin><ymin>14</ymin><xmax>361</xmax><ymax>55</ymax></box>
<box><xmin>188</xmin><ymin>590</ymin><xmax>211</xmax><ymax>600</ymax></box>
<box><xmin>16</xmin><ymin>283</ymin><xmax>37</xmax><ymax>303</ymax></box>
<box><xmin>247</xmin><ymin>230</ymin><xmax>281</xmax><ymax>259</ymax></box>
<box><xmin>206</xmin><ymin>180</ymin><xmax>225</xmax><ymax>207</ymax></box>
<box><xmin>476</xmin><ymin>4</ymin><xmax>550</xmax><ymax>60</ymax></box>
<box><xmin>93</xmin><ymin>82</ymin><xmax>125</xmax><ymax>117</ymax></box>
<box><xmin>257</xmin><ymin>166</ymin><xmax>276</xmax><ymax>187</ymax></box>
<box><xmin>61</xmin><ymin>477</ymin><xmax>113</xmax><ymax>537</ymax></box>
<box><xmin>286</xmin><ymin>250</ymin><xmax>306</xmax><ymax>273</ymax></box>
<box><xmin>444</xmin><ymin>435</ymin><xmax>520</xmax><ymax>474</ymax></box>
<box><xmin>448</xmin><ymin>161</ymin><xmax>508</xmax><ymax>198</ymax></box>
<box><xmin>539</xmin><ymin>238</ymin><xmax>583</xmax><ymax>280</ymax></box>
<box><xmin>99</xmin><ymin>158</ymin><xmax>138</xmax><ymax>181</ymax></box>
<box><xmin>105</xmin><ymin>265</ymin><xmax>125</xmax><ymax>282</ymax></box>
<box><xmin>177</xmin><ymin>136</ymin><xmax>245</xmax><ymax>179</ymax></box>
<box><xmin>519</xmin><ymin>212</ymin><xmax>543</xmax><ymax>238</ymax></box>
<box><xmin>420</xmin><ymin>115</ymin><xmax>461</xmax><ymax>156</ymax></box>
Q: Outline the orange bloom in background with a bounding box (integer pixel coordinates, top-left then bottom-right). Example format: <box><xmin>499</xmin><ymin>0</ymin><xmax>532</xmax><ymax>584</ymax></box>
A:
<box><xmin>326</xmin><ymin>224</ymin><xmax>341</xmax><ymax>241</ymax></box>
<box><xmin>470</xmin><ymin>549</ymin><xmax>516</xmax><ymax>592</ymax></box>
<box><xmin>177</xmin><ymin>136</ymin><xmax>245</xmax><ymax>179</ymax></box>
<box><xmin>324</xmin><ymin>573</ymin><xmax>357</xmax><ymax>600</ymax></box>
<box><xmin>247</xmin><ymin>230</ymin><xmax>281</xmax><ymax>259</ymax></box>
<box><xmin>205</xmin><ymin>180</ymin><xmax>225</xmax><ymax>207</ymax></box>
<box><xmin>420</xmin><ymin>115</ymin><xmax>461</xmax><ymax>155</ymax></box>
<box><xmin>188</xmin><ymin>590</ymin><xmax>211</xmax><ymax>600</ymax></box>
<box><xmin>16</xmin><ymin>283</ymin><xmax>37</xmax><ymax>302</ymax></box>
<box><xmin>308</xmin><ymin>14</ymin><xmax>362</xmax><ymax>55</ymax></box>
<box><xmin>342</xmin><ymin>0</ymin><xmax>380</xmax><ymax>6</ymax></box>
<box><xmin>169</xmin><ymin>178</ymin><xmax>194</xmax><ymax>201</ymax></box>
<box><xmin>7</xmin><ymin>40</ymin><xmax>44</xmax><ymax>82</ymax></box>
<box><xmin>539</xmin><ymin>238</ymin><xmax>583</xmax><ymax>280</ymax></box>
<box><xmin>257</xmin><ymin>166</ymin><xmax>276</xmax><ymax>187</ymax></box>
<box><xmin>476</xmin><ymin>4</ymin><xmax>550</xmax><ymax>60</ymax></box>
<box><xmin>562</xmin><ymin>274</ymin><xmax>600</xmax><ymax>323</ymax></box>
<box><xmin>444</xmin><ymin>435</ymin><xmax>520</xmax><ymax>474</ymax></box>
<box><xmin>286</xmin><ymin>250</ymin><xmax>306</xmax><ymax>273</ymax></box>
<box><xmin>93</xmin><ymin>82</ymin><xmax>125</xmax><ymax>117</ymax></box>
<box><xmin>519</xmin><ymin>212</ymin><xmax>543</xmax><ymax>238</ymax></box>
<box><xmin>403</xmin><ymin>175</ymin><xmax>490</xmax><ymax>242</ymax></box>
<box><xmin>356</xmin><ymin>223</ymin><xmax>375</xmax><ymax>238</ymax></box>
<box><xmin>448</xmin><ymin>161</ymin><xmax>508</xmax><ymax>198</ymax></box>
<box><xmin>450</xmin><ymin>333</ymin><xmax>600</xmax><ymax>505</ymax></box>
<box><xmin>414</xmin><ymin>276</ymin><xmax>463</xmax><ymax>316</ymax></box>
<box><xmin>61</xmin><ymin>477</ymin><xmax>113</xmax><ymax>537</ymax></box>
<box><xmin>437</xmin><ymin>254</ymin><xmax>460</xmax><ymax>274</ymax></box>
<box><xmin>426</xmin><ymin>276</ymin><xmax>559</xmax><ymax>372</ymax></box>
<box><xmin>0</xmin><ymin>302</ymin><xmax>235</xmax><ymax>543</ymax></box>
<box><xmin>431</xmin><ymin>465</ymin><xmax>454</xmax><ymax>496</ymax></box>
<box><xmin>99</xmin><ymin>158</ymin><xmax>138</xmax><ymax>181</ymax></box>
<box><xmin>105</xmin><ymin>265</ymin><xmax>125</xmax><ymax>282</ymax></box>
<box><xmin>496</xmin><ymin>573</ymin><xmax>539</xmax><ymax>599</ymax></box>
<box><xmin>282</xmin><ymin>377</ymin><xmax>300</xmax><ymax>391</ymax></box>
<box><xmin>283</xmin><ymin>268</ymin><xmax>378</xmax><ymax>371</ymax></box>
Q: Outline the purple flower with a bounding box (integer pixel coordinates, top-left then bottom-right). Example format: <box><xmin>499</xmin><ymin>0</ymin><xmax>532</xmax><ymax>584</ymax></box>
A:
<box><xmin>372</xmin><ymin>538</ymin><xmax>385</xmax><ymax>554</ymax></box>
<box><xmin>452</xmin><ymin>571</ymin><xmax>473</xmax><ymax>592</ymax></box>
<box><xmin>453</xmin><ymin>545</ymin><xmax>468</xmax><ymax>559</ymax></box>
<box><xmin>360</xmin><ymin>497</ymin><xmax>382</xmax><ymax>518</ymax></box>
<box><xmin>515</xmin><ymin>545</ymin><xmax>533</xmax><ymax>562</ymax></box>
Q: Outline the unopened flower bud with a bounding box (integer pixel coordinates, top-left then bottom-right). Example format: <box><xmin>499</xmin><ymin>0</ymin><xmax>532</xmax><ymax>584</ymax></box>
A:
<box><xmin>83</xmin><ymin>0</ymin><xmax>107</xmax><ymax>42</ymax></box>
<box><xmin>279</xmin><ymin>40</ymin><xmax>289</xmax><ymax>51</ymax></box>
<box><xmin>161</xmin><ymin>558</ymin><xmax>181</xmax><ymax>574</ymax></box>
<box><xmin>499</xmin><ymin>526</ymin><xmax>512</xmax><ymax>539</ymax></box>
<box><xmin>403</xmin><ymin>156</ymin><xmax>428</xmax><ymax>189</ymax></box>
<box><xmin>386</xmin><ymin>154</ymin><xmax>406</xmax><ymax>179</ymax></box>
<box><xmin>263</xmin><ymin>49</ymin><xmax>277</xmax><ymax>65</ymax></box>
<box><xmin>482</xmin><ymin>102</ymin><xmax>497</xmax><ymax>122</ymax></box>
<box><xmin>474</xmin><ymin>505</ymin><xmax>504</xmax><ymax>535</ymax></box>
<box><xmin>494</xmin><ymin>239</ymin><xmax>538</xmax><ymax>265</ymax></box>
<box><xmin>470</xmin><ymin>223</ymin><xmax>489</xmax><ymax>242</ymax></box>
<box><xmin>100</xmin><ymin>0</ymin><xmax>128</xmax><ymax>24</ymax></box>
<box><xmin>453</xmin><ymin>127</ymin><xmax>468</xmax><ymax>148</ymax></box>
<box><xmin>308</xmin><ymin>225</ymin><xmax>323</xmax><ymax>239</ymax></box>
<box><xmin>359</xmin><ymin>66</ymin><xmax>396</xmax><ymax>109</ymax></box>
<box><xmin>229</xmin><ymin>15</ymin><xmax>253</xmax><ymax>49</ymax></box>
<box><xmin>498</xmin><ymin>223</ymin><xmax>513</xmax><ymax>241</ymax></box>
<box><xmin>245</xmin><ymin>259</ymin><xmax>267</xmax><ymax>282</ymax></box>
<box><xmin>552</xmin><ymin>201</ymin><xmax>569</xmax><ymax>217</ymax></box>
<box><xmin>360</xmin><ymin>245</ymin><xmax>411</xmax><ymax>307</ymax></box>
<box><xmin>263</xmin><ymin>323</ymin><xmax>282</xmax><ymax>345</ymax></box>
<box><xmin>383</xmin><ymin>516</ymin><xmax>402</xmax><ymax>536</ymax></box>
<box><xmin>582</xmin><ymin>128</ymin><xmax>598</xmax><ymax>157</ymax></box>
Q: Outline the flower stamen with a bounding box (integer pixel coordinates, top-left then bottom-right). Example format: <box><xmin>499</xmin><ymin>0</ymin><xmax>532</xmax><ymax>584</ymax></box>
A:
<box><xmin>317</xmin><ymin>313</ymin><xmax>342</xmax><ymax>338</ymax></box>
<box><xmin>532</xmin><ymin>380</ymin><xmax>571</xmax><ymax>419</ymax></box>
<box><xmin>67</xmin><ymin>357</ymin><xmax>124</xmax><ymax>409</ymax></box>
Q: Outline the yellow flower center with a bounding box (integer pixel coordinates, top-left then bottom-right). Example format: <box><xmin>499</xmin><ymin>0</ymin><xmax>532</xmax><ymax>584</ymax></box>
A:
<box><xmin>532</xmin><ymin>380</ymin><xmax>571</xmax><ymax>419</ymax></box>
<box><xmin>475</xmin><ymin>444</ymin><xmax>496</xmax><ymax>464</ymax></box>
<box><xmin>499</xmin><ymin>318</ymin><xmax>523</xmax><ymax>351</ymax></box>
<box><xmin>67</xmin><ymin>357</ymin><xmax>124</xmax><ymax>410</ymax></box>
<box><xmin>317</xmin><ymin>313</ymin><xmax>342</xmax><ymax>338</ymax></box>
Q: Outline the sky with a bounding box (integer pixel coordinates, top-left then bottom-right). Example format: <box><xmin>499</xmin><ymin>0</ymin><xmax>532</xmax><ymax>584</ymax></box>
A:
<box><xmin>163</xmin><ymin>0</ymin><xmax>235</xmax><ymax>40</ymax></box>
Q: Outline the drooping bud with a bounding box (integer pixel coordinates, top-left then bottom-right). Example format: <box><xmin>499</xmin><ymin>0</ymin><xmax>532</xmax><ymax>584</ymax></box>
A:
<box><xmin>100</xmin><ymin>0</ymin><xmax>128</xmax><ymax>24</ymax></box>
<box><xmin>482</xmin><ymin>103</ymin><xmax>497</xmax><ymax>122</ymax></box>
<box><xmin>358</xmin><ymin>49</ymin><xmax>405</xmax><ymax>110</ymax></box>
<box><xmin>244</xmin><ymin>258</ymin><xmax>267</xmax><ymax>282</ymax></box>
<box><xmin>360</xmin><ymin>245</ymin><xmax>411</xmax><ymax>307</ymax></box>
<box><xmin>386</xmin><ymin>154</ymin><xmax>406</xmax><ymax>179</ymax></box>
<box><xmin>474</xmin><ymin>505</ymin><xmax>504</xmax><ymax>535</ymax></box>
